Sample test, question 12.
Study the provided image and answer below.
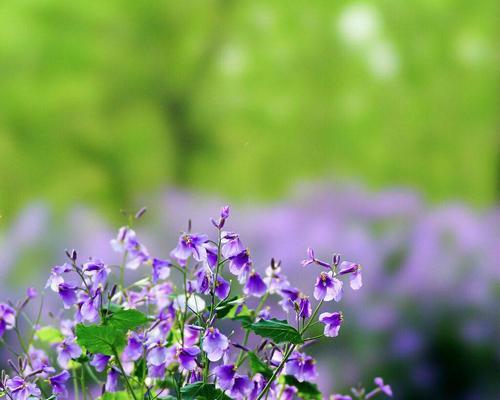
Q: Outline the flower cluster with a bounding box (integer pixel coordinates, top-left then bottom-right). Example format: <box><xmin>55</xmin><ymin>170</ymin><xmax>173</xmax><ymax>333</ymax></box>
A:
<box><xmin>0</xmin><ymin>206</ymin><xmax>392</xmax><ymax>399</ymax></box>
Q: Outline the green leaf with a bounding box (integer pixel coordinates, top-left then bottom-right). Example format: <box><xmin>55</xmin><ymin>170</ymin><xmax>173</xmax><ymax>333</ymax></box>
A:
<box><xmin>210</xmin><ymin>296</ymin><xmax>243</xmax><ymax>319</ymax></box>
<box><xmin>247</xmin><ymin>351</ymin><xmax>273</xmax><ymax>379</ymax></box>
<box><xmin>181</xmin><ymin>382</ymin><xmax>232</xmax><ymax>400</ymax></box>
<box><xmin>248</xmin><ymin>318</ymin><xmax>303</xmax><ymax>344</ymax></box>
<box><xmin>97</xmin><ymin>392</ymin><xmax>130</xmax><ymax>400</ymax></box>
<box><xmin>283</xmin><ymin>375</ymin><xmax>322</xmax><ymax>400</ymax></box>
<box><xmin>106</xmin><ymin>309</ymin><xmax>150</xmax><ymax>332</ymax></box>
<box><xmin>75</xmin><ymin>324</ymin><xmax>126</xmax><ymax>355</ymax></box>
<box><xmin>36</xmin><ymin>326</ymin><xmax>64</xmax><ymax>343</ymax></box>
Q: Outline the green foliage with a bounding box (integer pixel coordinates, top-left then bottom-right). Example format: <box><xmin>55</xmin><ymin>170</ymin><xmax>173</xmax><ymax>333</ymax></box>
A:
<box><xmin>180</xmin><ymin>382</ymin><xmax>232</xmax><ymax>400</ymax></box>
<box><xmin>104</xmin><ymin>308</ymin><xmax>150</xmax><ymax>331</ymax></box>
<box><xmin>36</xmin><ymin>326</ymin><xmax>64</xmax><ymax>343</ymax></box>
<box><xmin>75</xmin><ymin>324</ymin><xmax>126</xmax><ymax>355</ymax></box>
<box><xmin>282</xmin><ymin>375</ymin><xmax>322</xmax><ymax>400</ymax></box>
<box><xmin>76</xmin><ymin>309</ymin><xmax>148</xmax><ymax>355</ymax></box>
<box><xmin>247</xmin><ymin>351</ymin><xmax>273</xmax><ymax>379</ymax></box>
<box><xmin>248</xmin><ymin>318</ymin><xmax>303</xmax><ymax>344</ymax></box>
<box><xmin>0</xmin><ymin>0</ymin><xmax>496</xmax><ymax>222</ymax></box>
<box><xmin>97</xmin><ymin>392</ymin><xmax>130</xmax><ymax>400</ymax></box>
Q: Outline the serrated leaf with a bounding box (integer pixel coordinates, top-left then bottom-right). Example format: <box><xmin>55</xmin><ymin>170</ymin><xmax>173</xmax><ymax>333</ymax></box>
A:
<box><xmin>75</xmin><ymin>324</ymin><xmax>126</xmax><ymax>355</ymax></box>
<box><xmin>106</xmin><ymin>309</ymin><xmax>150</xmax><ymax>332</ymax></box>
<box><xmin>283</xmin><ymin>375</ymin><xmax>322</xmax><ymax>400</ymax></box>
<box><xmin>36</xmin><ymin>326</ymin><xmax>64</xmax><ymax>343</ymax></box>
<box><xmin>247</xmin><ymin>351</ymin><xmax>273</xmax><ymax>379</ymax></box>
<box><xmin>248</xmin><ymin>319</ymin><xmax>303</xmax><ymax>344</ymax></box>
<box><xmin>181</xmin><ymin>382</ymin><xmax>232</xmax><ymax>400</ymax></box>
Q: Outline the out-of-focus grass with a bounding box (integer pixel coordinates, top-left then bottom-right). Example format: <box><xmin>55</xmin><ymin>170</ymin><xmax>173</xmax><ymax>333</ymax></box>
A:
<box><xmin>0</xmin><ymin>0</ymin><xmax>497</xmax><ymax>222</ymax></box>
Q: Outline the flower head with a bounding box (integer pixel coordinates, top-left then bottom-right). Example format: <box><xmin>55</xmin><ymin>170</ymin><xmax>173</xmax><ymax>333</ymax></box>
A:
<box><xmin>313</xmin><ymin>271</ymin><xmax>343</xmax><ymax>302</ymax></box>
<box><xmin>48</xmin><ymin>370</ymin><xmax>71</xmax><ymax>397</ymax></box>
<box><xmin>319</xmin><ymin>311</ymin><xmax>343</xmax><ymax>337</ymax></box>
<box><xmin>244</xmin><ymin>270</ymin><xmax>267</xmax><ymax>298</ymax></box>
<box><xmin>171</xmin><ymin>233</ymin><xmax>208</xmax><ymax>265</ymax></box>
<box><xmin>285</xmin><ymin>351</ymin><xmax>318</xmax><ymax>382</ymax></box>
<box><xmin>6</xmin><ymin>376</ymin><xmax>41</xmax><ymax>400</ymax></box>
<box><xmin>203</xmin><ymin>327</ymin><xmax>229</xmax><ymax>362</ymax></box>
<box><xmin>374</xmin><ymin>377</ymin><xmax>393</xmax><ymax>397</ymax></box>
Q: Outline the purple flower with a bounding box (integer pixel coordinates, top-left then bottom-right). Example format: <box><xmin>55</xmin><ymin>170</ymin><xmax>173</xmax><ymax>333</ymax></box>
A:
<box><xmin>264</xmin><ymin>262</ymin><xmax>290</xmax><ymax>294</ymax></box>
<box><xmin>152</xmin><ymin>258</ymin><xmax>171</xmax><ymax>283</ymax></box>
<box><xmin>56</xmin><ymin>338</ymin><xmax>82</xmax><ymax>368</ymax></box>
<box><xmin>281</xmin><ymin>386</ymin><xmax>298</xmax><ymax>400</ymax></box>
<box><xmin>147</xmin><ymin>345</ymin><xmax>169</xmax><ymax>366</ymax></box>
<box><xmin>77</xmin><ymin>293</ymin><xmax>100</xmax><ymax>323</ymax></box>
<box><xmin>301</xmin><ymin>247</ymin><xmax>330</xmax><ymax>268</ymax></box>
<box><xmin>177</xmin><ymin>346</ymin><xmax>200</xmax><ymax>371</ymax></box>
<box><xmin>339</xmin><ymin>261</ymin><xmax>363</xmax><ymax>290</ymax></box>
<box><xmin>111</xmin><ymin>227</ymin><xmax>150</xmax><ymax>269</ymax></box>
<box><xmin>170</xmin><ymin>233</ymin><xmax>208</xmax><ymax>265</ymax></box>
<box><xmin>215</xmin><ymin>275</ymin><xmax>230</xmax><ymax>299</ymax></box>
<box><xmin>195</xmin><ymin>265</ymin><xmax>212</xmax><ymax>295</ymax></box>
<box><xmin>313</xmin><ymin>272</ymin><xmax>343</xmax><ymax>302</ymax></box>
<box><xmin>285</xmin><ymin>351</ymin><xmax>318</xmax><ymax>382</ymax></box>
<box><xmin>123</xmin><ymin>333</ymin><xmax>143</xmax><ymax>362</ymax></box>
<box><xmin>105</xmin><ymin>368</ymin><xmax>119</xmax><ymax>392</ymax></box>
<box><xmin>374</xmin><ymin>377</ymin><xmax>393</xmax><ymax>397</ymax></box>
<box><xmin>83</xmin><ymin>260</ymin><xmax>109</xmax><ymax>290</ymax></box>
<box><xmin>90</xmin><ymin>354</ymin><xmax>110</xmax><ymax>372</ymax></box>
<box><xmin>298</xmin><ymin>295</ymin><xmax>312</xmax><ymax>319</ymax></box>
<box><xmin>319</xmin><ymin>312</ymin><xmax>343</xmax><ymax>337</ymax></box>
<box><xmin>215</xmin><ymin>364</ymin><xmax>236</xmax><ymax>390</ymax></box>
<box><xmin>46</xmin><ymin>264</ymin><xmax>72</xmax><ymax>292</ymax></box>
<box><xmin>228</xmin><ymin>249</ymin><xmax>252</xmax><ymax>280</ymax></box>
<box><xmin>212</xmin><ymin>205</ymin><xmax>231</xmax><ymax>229</ymax></box>
<box><xmin>0</xmin><ymin>303</ymin><xmax>16</xmax><ymax>337</ymax></box>
<box><xmin>48</xmin><ymin>370</ymin><xmax>71</xmax><ymax>397</ymax></box>
<box><xmin>221</xmin><ymin>232</ymin><xmax>245</xmax><ymax>258</ymax></box>
<box><xmin>202</xmin><ymin>327</ymin><xmax>229</xmax><ymax>362</ymax></box>
<box><xmin>279</xmin><ymin>287</ymin><xmax>300</xmax><ymax>313</ymax></box>
<box><xmin>57</xmin><ymin>283</ymin><xmax>78</xmax><ymax>309</ymax></box>
<box><xmin>229</xmin><ymin>375</ymin><xmax>252</xmax><ymax>399</ymax></box>
<box><xmin>331</xmin><ymin>395</ymin><xmax>352</xmax><ymax>400</ymax></box>
<box><xmin>5</xmin><ymin>376</ymin><xmax>41</xmax><ymax>400</ymax></box>
<box><xmin>244</xmin><ymin>270</ymin><xmax>267</xmax><ymax>298</ymax></box>
<box><xmin>183</xmin><ymin>325</ymin><xmax>201</xmax><ymax>347</ymax></box>
<box><xmin>26</xmin><ymin>287</ymin><xmax>38</xmax><ymax>299</ymax></box>
<box><xmin>26</xmin><ymin>346</ymin><xmax>52</xmax><ymax>377</ymax></box>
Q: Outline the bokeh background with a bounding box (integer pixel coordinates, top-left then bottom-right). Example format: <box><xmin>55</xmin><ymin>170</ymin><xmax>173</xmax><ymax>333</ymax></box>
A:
<box><xmin>0</xmin><ymin>1</ymin><xmax>498</xmax><ymax>399</ymax></box>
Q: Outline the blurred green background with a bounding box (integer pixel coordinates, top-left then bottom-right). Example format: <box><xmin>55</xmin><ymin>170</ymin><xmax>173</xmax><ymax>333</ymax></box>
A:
<box><xmin>0</xmin><ymin>0</ymin><xmax>498</xmax><ymax>222</ymax></box>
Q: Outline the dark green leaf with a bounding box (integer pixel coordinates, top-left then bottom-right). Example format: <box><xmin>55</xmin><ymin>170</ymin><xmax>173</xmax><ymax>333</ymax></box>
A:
<box><xmin>247</xmin><ymin>351</ymin><xmax>273</xmax><ymax>379</ymax></box>
<box><xmin>211</xmin><ymin>296</ymin><xmax>242</xmax><ymax>319</ymax></box>
<box><xmin>248</xmin><ymin>319</ymin><xmax>303</xmax><ymax>344</ymax></box>
<box><xmin>181</xmin><ymin>382</ymin><xmax>232</xmax><ymax>400</ymax></box>
<box><xmin>106</xmin><ymin>309</ymin><xmax>150</xmax><ymax>332</ymax></box>
<box><xmin>283</xmin><ymin>375</ymin><xmax>322</xmax><ymax>400</ymax></box>
<box><xmin>75</xmin><ymin>324</ymin><xmax>126</xmax><ymax>355</ymax></box>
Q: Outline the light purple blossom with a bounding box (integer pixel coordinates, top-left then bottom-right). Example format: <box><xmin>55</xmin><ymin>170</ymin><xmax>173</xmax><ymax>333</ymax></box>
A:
<box><xmin>339</xmin><ymin>261</ymin><xmax>363</xmax><ymax>290</ymax></box>
<box><xmin>5</xmin><ymin>376</ymin><xmax>41</xmax><ymax>400</ymax></box>
<box><xmin>152</xmin><ymin>258</ymin><xmax>171</xmax><ymax>283</ymax></box>
<box><xmin>319</xmin><ymin>311</ymin><xmax>343</xmax><ymax>337</ymax></box>
<box><xmin>56</xmin><ymin>337</ymin><xmax>82</xmax><ymax>368</ymax></box>
<box><xmin>90</xmin><ymin>354</ymin><xmax>110</xmax><ymax>372</ymax></box>
<box><xmin>285</xmin><ymin>351</ymin><xmax>318</xmax><ymax>382</ymax></box>
<box><xmin>374</xmin><ymin>377</ymin><xmax>393</xmax><ymax>397</ymax></box>
<box><xmin>105</xmin><ymin>368</ymin><xmax>119</xmax><ymax>392</ymax></box>
<box><xmin>170</xmin><ymin>233</ymin><xmax>208</xmax><ymax>265</ymax></box>
<box><xmin>313</xmin><ymin>271</ymin><xmax>343</xmax><ymax>302</ymax></box>
<box><xmin>215</xmin><ymin>275</ymin><xmax>231</xmax><ymax>299</ymax></box>
<box><xmin>48</xmin><ymin>370</ymin><xmax>71</xmax><ymax>398</ymax></box>
<box><xmin>244</xmin><ymin>270</ymin><xmax>267</xmax><ymax>298</ymax></box>
<box><xmin>203</xmin><ymin>327</ymin><xmax>229</xmax><ymax>362</ymax></box>
<box><xmin>0</xmin><ymin>303</ymin><xmax>16</xmax><ymax>337</ymax></box>
<box><xmin>177</xmin><ymin>346</ymin><xmax>200</xmax><ymax>371</ymax></box>
<box><xmin>57</xmin><ymin>283</ymin><xmax>78</xmax><ymax>309</ymax></box>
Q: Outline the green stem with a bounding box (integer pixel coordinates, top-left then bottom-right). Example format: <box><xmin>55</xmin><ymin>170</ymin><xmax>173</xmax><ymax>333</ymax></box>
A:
<box><xmin>73</xmin><ymin>371</ymin><xmax>80</xmax><ymax>400</ymax></box>
<box><xmin>113</xmin><ymin>348</ymin><xmax>138</xmax><ymax>400</ymax></box>
<box><xmin>255</xmin><ymin>344</ymin><xmax>296</xmax><ymax>400</ymax></box>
